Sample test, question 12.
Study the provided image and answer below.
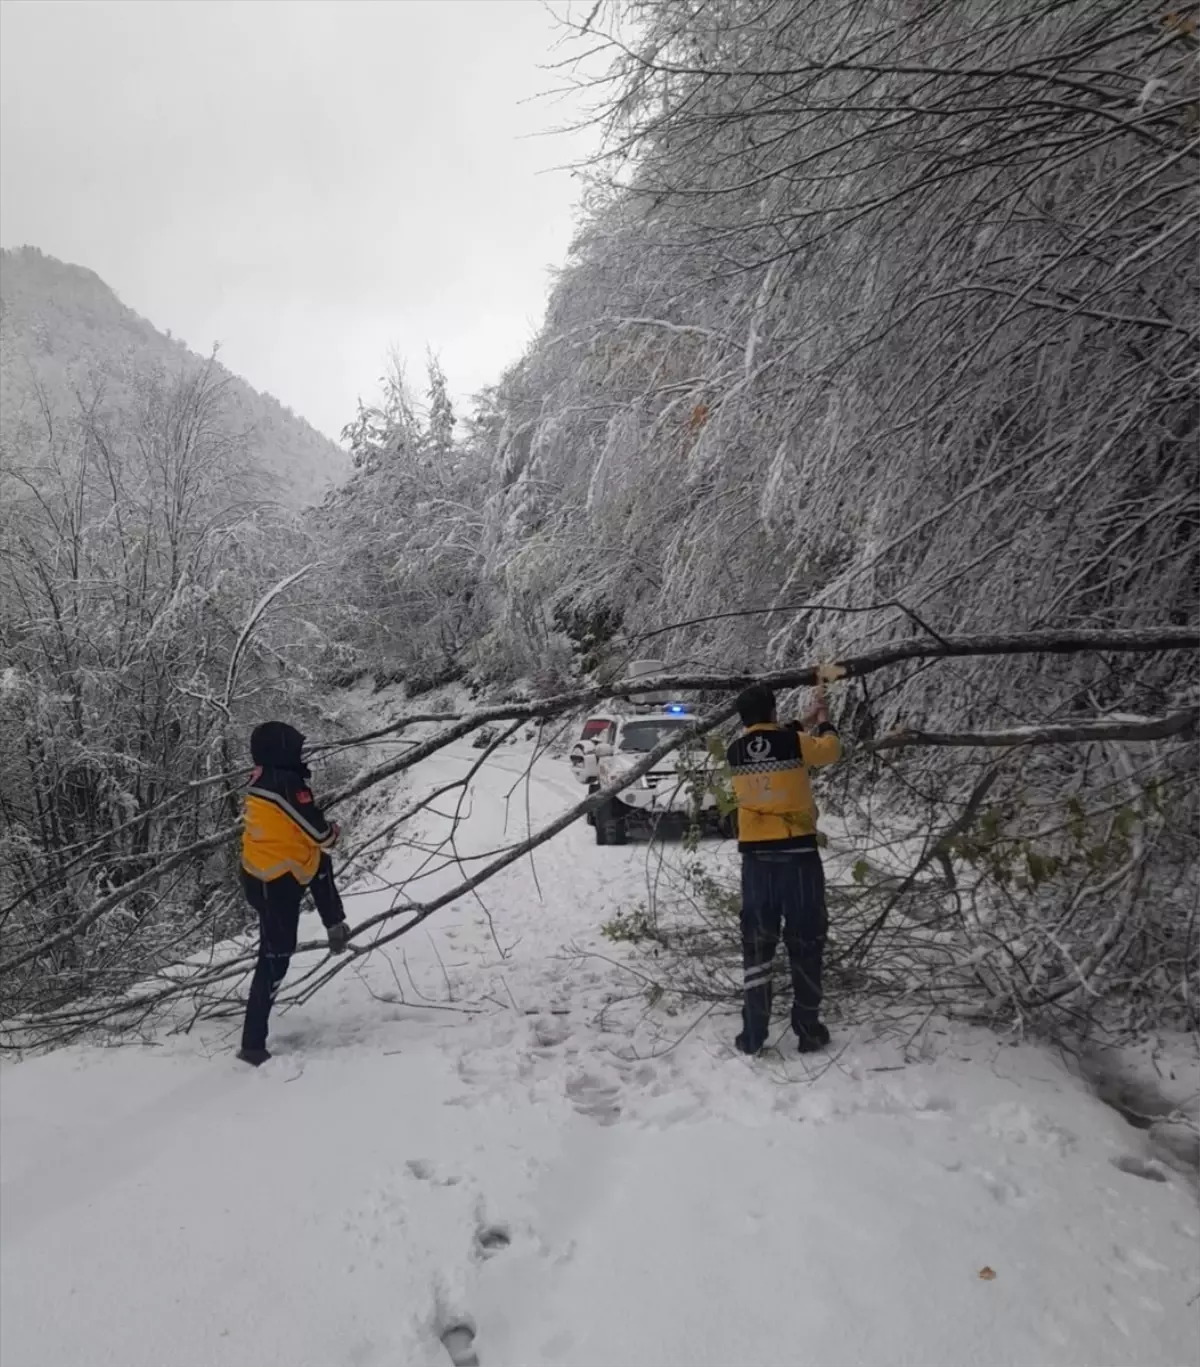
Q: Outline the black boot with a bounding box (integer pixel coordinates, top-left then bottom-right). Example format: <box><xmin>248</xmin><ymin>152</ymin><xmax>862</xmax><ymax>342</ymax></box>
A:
<box><xmin>237</xmin><ymin>1046</ymin><xmax>272</xmax><ymax>1067</ymax></box>
<box><xmin>795</xmin><ymin>1021</ymin><xmax>830</xmax><ymax>1054</ymax></box>
<box><xmin>735</xmin><ymin>1031</ymin><xmax>766</xmax><ymax>1056</ymax></box>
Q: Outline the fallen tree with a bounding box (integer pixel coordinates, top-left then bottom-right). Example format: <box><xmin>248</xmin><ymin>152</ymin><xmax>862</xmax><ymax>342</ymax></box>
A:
<box><xmin>1</xmin><ymin>623</ymin><xmax>1195</xmax><ymax>1047</ymax></box>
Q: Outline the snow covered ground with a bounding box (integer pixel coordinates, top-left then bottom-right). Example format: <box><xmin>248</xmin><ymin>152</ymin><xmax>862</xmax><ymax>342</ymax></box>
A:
<box><xmin>2</xmin><ymin>736</ymin><xmax>1198</xmax><ymax>1367</ymax></box>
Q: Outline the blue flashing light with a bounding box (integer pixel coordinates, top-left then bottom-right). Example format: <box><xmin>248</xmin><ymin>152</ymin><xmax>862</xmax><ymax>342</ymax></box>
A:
<box><xmin>665</xmin><ymin>703</ymin><xmax>690</xmax><ymax>715</ymax></box>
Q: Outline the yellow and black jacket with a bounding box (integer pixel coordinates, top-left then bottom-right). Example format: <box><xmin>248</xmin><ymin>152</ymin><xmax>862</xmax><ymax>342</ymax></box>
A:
<box><xmin>241</xmin><ymin>722</ymin><xmax>338</xmax><ymax>885</ymax></box>
<box><xmin>726</xmin><ymin>721</ymin><xmax>841</xmax><ymax>852</ymax></box>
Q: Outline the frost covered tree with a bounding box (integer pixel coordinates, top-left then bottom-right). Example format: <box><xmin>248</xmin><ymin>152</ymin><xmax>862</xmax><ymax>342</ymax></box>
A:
<box><xmin>0</xmin><ymin>361</ymin><xmax>323</xmax><ymax>1014</ymax></box>
<box><xmin>425</xmin><ymin>351</ymin><xmax>456</xmax><ymax>463</ymax></box>
<box><xmin>461</xmin><ymin>0</ymin><xmax>1199</xmax><ymax>1029</ymax></box>
<box><xmin>321</xmin><ymin>356</ymin><xmax>489</xmax><ymax>688</ymax></box>
<box><xmin>486</xmin><ymin>1</ymin><xmax>1197</xmax><ymax>670</ymax></box>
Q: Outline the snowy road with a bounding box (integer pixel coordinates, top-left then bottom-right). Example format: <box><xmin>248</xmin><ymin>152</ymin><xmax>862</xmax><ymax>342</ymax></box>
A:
<box><xmin>2</xmin><ymin>740</ymin><xmax>1197</xmax><ymax>1367</ymax></box>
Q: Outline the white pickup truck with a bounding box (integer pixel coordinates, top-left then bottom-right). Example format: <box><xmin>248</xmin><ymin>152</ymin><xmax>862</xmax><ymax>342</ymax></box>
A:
<box><xmin>568</xmin><ymin>704</ymin><xmax>733</xmax><ymax>845</ymax></box>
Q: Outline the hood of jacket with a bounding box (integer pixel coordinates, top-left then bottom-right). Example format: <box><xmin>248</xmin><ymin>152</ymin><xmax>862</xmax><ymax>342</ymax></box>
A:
<box><xmin>250</xmin><ymin>721</ymin><xmax>308</xmax><ymax>776</ymax></box>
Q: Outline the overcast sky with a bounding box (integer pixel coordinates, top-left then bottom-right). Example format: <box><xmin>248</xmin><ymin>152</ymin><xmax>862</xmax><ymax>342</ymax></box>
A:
<box><xmin>0</xmin><ymin>0</ymin><xmax>601</xmax><ymax>439</ymax></box>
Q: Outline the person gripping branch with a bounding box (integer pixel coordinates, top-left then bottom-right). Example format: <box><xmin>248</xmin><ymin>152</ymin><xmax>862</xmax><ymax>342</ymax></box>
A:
<box><xmin>237</xmin><ymin>721</ymin><xmax>350</xmax><ymax>1066</ymax></box>
<box><xmin>725</xmin><ymin>681</ymin><xmax>842</xmax><ymax>1055</ymax></box>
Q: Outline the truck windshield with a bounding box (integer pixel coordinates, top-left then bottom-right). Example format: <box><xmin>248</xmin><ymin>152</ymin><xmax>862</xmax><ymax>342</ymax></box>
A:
<box><xmin>618</xmin><ymin>719</ymin><xmax>691</xmax><ymax>753</ymax></box>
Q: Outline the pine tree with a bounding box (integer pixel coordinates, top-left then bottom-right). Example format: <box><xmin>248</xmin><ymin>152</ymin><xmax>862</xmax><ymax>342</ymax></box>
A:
<box><xmin>425</xmin><ymin>351</ymin><xmax>455</xmax><ymax>465</ymax></box>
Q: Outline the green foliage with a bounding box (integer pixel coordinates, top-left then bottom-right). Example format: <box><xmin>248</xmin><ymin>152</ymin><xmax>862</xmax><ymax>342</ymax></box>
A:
<box><xmin>674</xmin><ymin>736</ymin><xmax>735</xmax><ymax>851</ymax></box>
<box><xmin>551</xmin><ymin>600</ymin><xmax>622</xmax><ymax>675</ymax></box>
<box><xmin>945</xmin><ymin>786</ymin><xmax>1163</xmax><ymax>893</ymax></box>
<box><xmin>681</xmin><ymin>860</ymin><xmax>741</xmax><ymax>921</ymax></box>
<box><xmin>600</xmin><ymin>906</ymin><xmax>669</xmax><ymax>947</ymax></box>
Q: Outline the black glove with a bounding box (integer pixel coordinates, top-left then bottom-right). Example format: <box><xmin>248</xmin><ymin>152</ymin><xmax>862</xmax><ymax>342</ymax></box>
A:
<box><xmin>327</xmin><ymin>920</ymin><xmax>351</xmax><ymax>954</ymax></box>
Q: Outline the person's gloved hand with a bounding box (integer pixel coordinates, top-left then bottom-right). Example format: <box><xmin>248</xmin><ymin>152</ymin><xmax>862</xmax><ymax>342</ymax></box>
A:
<box><xmin>328</xmin><ymin>821</ymin><xmax>342</xmax><ymax>848</ymax></box>
<box><xmin>800</xmin><ymin>682</ymin><xmax>828</xmax><ymax>730</ymax></box>
<box><xmin>327</xmin><ymin>920</ymin><xmax>351</xmax><ymax>954</ymax></box>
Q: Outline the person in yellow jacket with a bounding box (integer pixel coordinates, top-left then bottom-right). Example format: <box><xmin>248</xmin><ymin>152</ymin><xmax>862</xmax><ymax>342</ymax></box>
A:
<box><xmin>237</xmin><ymin>721</ymin><xmax>349</xmax><ymax>1065</ymax></box>
<box><xmin>725</xmin><ymin>683</ymin><xmax>841</xmax><ymax>1054</ymax></box>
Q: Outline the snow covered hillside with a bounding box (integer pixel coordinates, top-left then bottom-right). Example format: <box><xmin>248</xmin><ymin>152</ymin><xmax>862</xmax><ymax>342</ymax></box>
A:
<box><xmin>0</xmin><ymin>247</ymin><xmax>350</xmax><ymax>505</ymax></box>
<box><xmin>2</xmin><ymin>735</ymin><xmax>1197</xmax><ymax>1367</ymax></box>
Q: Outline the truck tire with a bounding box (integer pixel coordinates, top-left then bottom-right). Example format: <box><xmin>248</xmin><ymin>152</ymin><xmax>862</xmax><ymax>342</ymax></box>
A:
<box><xmin>595</xmin><ymin>799</ymin><xmax>628</xmax><ymax>846</ymax></box>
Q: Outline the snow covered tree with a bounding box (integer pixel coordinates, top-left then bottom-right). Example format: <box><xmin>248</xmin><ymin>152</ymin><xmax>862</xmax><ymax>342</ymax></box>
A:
<box><xmin>425</xmin><ymin>351</ymin><xmax>456</xmax><ymax>464</ymax></box>
<box><xmin>320</xmin><ymin>355</ymin><xmax>489</xmax><ymax>688</ymax></box>
<box><xmin>0</xmin><ymin>361</ymin><xmax>323</xmax><ymax>1014</ymax></box>
<box><xmin>460</xmin><ymin>0</ymin><xmax>1200</xmax><ymax>1028</ymax></box>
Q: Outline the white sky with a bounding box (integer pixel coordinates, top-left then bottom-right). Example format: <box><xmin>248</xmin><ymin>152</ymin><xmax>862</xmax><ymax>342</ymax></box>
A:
<box><xmin>0</xmin><ymin>0</ymin><xmax>602</xmax><ymax>439</ymax></box>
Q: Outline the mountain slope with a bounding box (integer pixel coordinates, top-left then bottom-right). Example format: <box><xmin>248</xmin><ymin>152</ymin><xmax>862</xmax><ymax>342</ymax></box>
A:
<box><xmin>0</xmin><ymin>246</ymin><xmax>349</xmax><ymax>505</ymax></box>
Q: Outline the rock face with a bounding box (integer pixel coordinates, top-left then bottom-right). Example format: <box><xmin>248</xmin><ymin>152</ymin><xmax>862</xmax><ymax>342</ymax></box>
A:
<box><xmin>0</xmin><ymin>246</ymin><xmax>350</xmax><ymax>507</ymax></box>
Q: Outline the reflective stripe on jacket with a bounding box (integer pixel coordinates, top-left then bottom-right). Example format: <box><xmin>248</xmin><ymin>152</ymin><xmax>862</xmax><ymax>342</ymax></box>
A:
<box><xmin>726</xmin><ymin>722</ymin><xmax>841</xmax><ymax>852</ymax></box>
<box><xmin>241</xmin><ymin>769</ymin><xmax>337</xmax><ymax>885</ymax></box>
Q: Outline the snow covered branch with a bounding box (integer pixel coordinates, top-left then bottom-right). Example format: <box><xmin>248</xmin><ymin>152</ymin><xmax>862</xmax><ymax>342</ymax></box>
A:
<box><xmin>864</xmin><ymin>709</ymin><xmax>1199</xmax><ymax>752</ymax></box>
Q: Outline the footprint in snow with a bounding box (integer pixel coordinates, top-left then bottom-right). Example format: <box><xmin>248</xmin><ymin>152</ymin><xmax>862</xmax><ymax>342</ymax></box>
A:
<box><xmin>439</xmin><ymin>1320</ymin><xmax>480</xmax><ymax>1367</ymax></box>
<box><xmin>531</xmin><ymin>1016</ymin><xmax>570</xmax><ymax>1050</ymax></box>
<box><xmin>406</xmin><ymin>1159</ymin><xmax>462</xmax><ymax>1187</ymax></box>
<box><xmin>1111</xmin><ymin>1154</ymin><xmax>1169</xmax><ymax>1183</ymax></box>
<box><xmin>566</xmin><ymin>1067</ymin><xmax>622</xmax><ymax>1125</ymax></box>
<box><xmin>976</xmin><ymin>1169</ymin><xmax>1025</xmax><ymax>1206</ymax></box>
<box><xmin>473</xmin><ymin>1223</ymin><xmax>512</xmax><ymax>1261</ymax></box>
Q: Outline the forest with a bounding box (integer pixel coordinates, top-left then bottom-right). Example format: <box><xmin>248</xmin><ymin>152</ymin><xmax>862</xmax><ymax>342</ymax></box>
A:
<box><xmin>1</xmin><ymin>0</ymin><xmax>1196</xmax><ymax>1050</ymax></box>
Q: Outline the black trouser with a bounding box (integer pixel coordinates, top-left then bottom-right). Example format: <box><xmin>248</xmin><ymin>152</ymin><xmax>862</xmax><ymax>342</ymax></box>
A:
<box><xmin>740</xmin><ymin>849</ymin><xmax>827</xmax><ymax>1049</ymax></box>
<box><xmin>240</xmin><ymin>855</ymin><xmax>341</xmax><ymax>1050</ymax></box>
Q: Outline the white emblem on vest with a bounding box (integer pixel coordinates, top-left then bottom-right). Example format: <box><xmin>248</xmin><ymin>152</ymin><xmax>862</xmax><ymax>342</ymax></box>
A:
<box><xmin>747</xmin><ymin>734</ymin><xmax>771</xmax><ymax>760</ymax></box>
